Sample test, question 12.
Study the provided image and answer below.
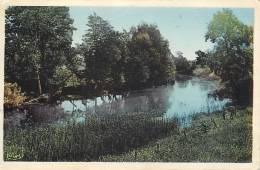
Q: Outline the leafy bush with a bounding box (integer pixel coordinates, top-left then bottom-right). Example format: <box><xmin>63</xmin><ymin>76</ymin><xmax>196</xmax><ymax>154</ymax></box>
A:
<box><xmin>173</xmin><ymin>52</ymin><xmax>195</xmax><ymax>75</ymax></box>
<box><xmin>51</xmin><ymin>66</ymin><xmax>80</xmax><ymax>88</ymax></box>
<box><xmin>4</xmin><ymin>82</ymin><xmax>26</xmax><ymax>109</ymax></box>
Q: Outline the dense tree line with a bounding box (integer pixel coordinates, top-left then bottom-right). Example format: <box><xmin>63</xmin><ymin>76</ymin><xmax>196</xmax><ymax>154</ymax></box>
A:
<box><xmin>77</xmin><ymin>13</ymin><xmax>175</xmax><ymax>94</ymax></box>
<box><xmin>5</xmin><ymin>6</ymin><xmax>76</xmax><ymax>96</ymax></box>
<box><xmin>195</xmin><ymin>9</ymin><xmax>253</xmax><ymax>105</ymax></box>
<box><xmin>5</xmin><ymin>7</ymin><xmax>175</xmax><ymax>99</ymax></box>
<box><xmin>5</xmin><ymin>7</ymin><xmax>253</xmax><ymax>105</ymax></box>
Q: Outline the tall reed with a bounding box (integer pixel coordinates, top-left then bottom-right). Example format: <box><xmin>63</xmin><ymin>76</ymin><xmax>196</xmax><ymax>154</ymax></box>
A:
<box><xmin>4</xmin><ymin>113</ymin><xmax>178</xmax><ymax>161</ymax></box>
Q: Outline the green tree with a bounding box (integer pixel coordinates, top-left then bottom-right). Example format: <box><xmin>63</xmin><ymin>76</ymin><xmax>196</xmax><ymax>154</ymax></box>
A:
<box><xmin>205</xmin><ymin>9</ymin><xmax>253</xmax><ymax>104</ymax></box>
<box><xmin>5</xmin><ymin>6</ymin><xmax>75</xmax><ymax>95</ymax></box>
<box><xmin>174</xmin><ymin>51</ymin><xmax>193</xmax><ymax>75</ymax></box>
<box><xmin>81</xmin><ymin>13</ymin><xmax>129</xmax><ymax>94</ymax></box>
<box><xmin>109</xmin><ymin>30</ymin><xmax>130</xmax><ymax>92</ymax></box>
<box><xmin>126</xmin><ymin>23</ymin><xmax>175</xmax><ymax>88</ymax></box>
<box><xmin>82</xmin><ymin>13</ymin><xmax>112</xmax><ymax>92</ymax></box>
<box><xmin>195</xmin><ymin>50</ymin><xmax>208</xmax><ymax>67</ymax></box>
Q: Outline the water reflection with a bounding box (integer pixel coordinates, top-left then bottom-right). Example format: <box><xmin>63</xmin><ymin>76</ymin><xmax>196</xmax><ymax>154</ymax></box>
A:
<box><xmin>61</xmin><ymin>77</ymin><xmax>230</xmax><ymax>123</ymax></box>
<box><xmin>5</xmin><ymin>77</ymin><xmax>231</xmax><ymax>130</ymax></box>
<box><xmin>165</xmin><ymin>78</ymin><xmax>230</xmax><ymax>126</ymax></box>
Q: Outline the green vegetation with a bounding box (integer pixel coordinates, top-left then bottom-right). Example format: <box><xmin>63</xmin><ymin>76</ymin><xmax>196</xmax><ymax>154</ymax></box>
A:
<box><xmin>4</xmin><ymin>113</ymin><xmax>178</xmax><ymax>161</ymax></box>
<box><xmin>174</xmin><ymin>51</ymin><xmax>195</xmax><ymax>75</ymax></box>
<box><xmin>4</xmin><ymin>7</ymin><xmax>253</xmax><ymax>162</ymax></box>
<box><xmin>100</xmin><ymin>108</ymin><xmax>252</xmax><ymax>162</ymax></box>
<box><xmin>125</xmin><ymin>23</ymin><xmax>175</xmax><ymax>88</ymax></box>
<box><xmin>5</xmin><ymin>8</ymin><xmax>253</xmax><ymax>105</ymax></box>
<box><xmin>5</xmin><ymin>7</ymin><xmax>75</xmax><ymax>96</ymax></box>
<box><xmin>195</xmin><ymin>9</ymin><xmax>253</xmax><ymax>105</ymax></box>
<box><xmin>51</xmin><ymin>66</ymin><xmax>80</xmax><ymax>95</ymax></box>
<box><xmin>5</xmin><ymin>8</ymin><xmax>175</xmax><ymax>101</ymax></box>
<box><xmin>193</xmin><ymin>67</ymin><xmax>220</xmax><ymax>80</ymax></box>
<box><xmin>4</xmin><ymin>108</ymin><xmax>252</xmax><ymax>162</ymax></box>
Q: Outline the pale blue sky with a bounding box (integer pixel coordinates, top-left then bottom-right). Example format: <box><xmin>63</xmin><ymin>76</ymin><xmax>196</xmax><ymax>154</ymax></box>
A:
<box><xmin>69</xmin><ymin>7</ymin><xmax>254</xmax><ymax>60</ymax></box>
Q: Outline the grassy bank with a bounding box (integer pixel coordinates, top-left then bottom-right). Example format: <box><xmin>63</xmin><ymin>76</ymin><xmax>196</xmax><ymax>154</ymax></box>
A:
<box><xmin>4</xmin><ymin>107</ymin><xmax>252</xmax><ymax>162</ymax></box>
<box><xmin>4</xmin><ymin>113</ymin><xmax>178</xmax><ymax>161</ymax></box>
<box><xmin>100</xmin><ymin>108</ymin><xmax>252</xmax><ymax>162</ymax></box>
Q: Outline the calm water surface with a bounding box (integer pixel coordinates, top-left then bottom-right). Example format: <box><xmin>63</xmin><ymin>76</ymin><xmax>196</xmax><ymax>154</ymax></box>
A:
<box><xmin>60</xmin><ymin>77</ymin><xmax>230</xmax><ymax>122</ymax></box>
<box><xmin>5</xmin><ymin>77</ymin><xmax>231</xmax><ymax>130</ymax></box>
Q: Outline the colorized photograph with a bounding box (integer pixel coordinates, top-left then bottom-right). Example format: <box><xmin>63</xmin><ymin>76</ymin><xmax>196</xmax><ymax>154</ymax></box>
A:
<box><xmin>4</xmin><ymin>6</ymin><xmax>253</xmax><ymax>162</ymax></box>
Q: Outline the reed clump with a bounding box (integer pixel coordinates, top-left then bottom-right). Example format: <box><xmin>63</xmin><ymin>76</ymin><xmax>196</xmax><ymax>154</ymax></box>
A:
<box><xmin>4</xmin><ymin>113</ymin><xmax>178</xmax><ymax>161</ymax></box>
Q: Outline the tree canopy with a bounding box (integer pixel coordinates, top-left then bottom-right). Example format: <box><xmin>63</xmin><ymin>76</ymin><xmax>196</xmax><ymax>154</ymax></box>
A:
<box><xmin>204</xmin><ymin>9</ymin><xmax>253</xmax><ymax>104</ymax></box>
<box><xmin>80</xmin><ymin>17</ymin><xmax>175</xmax><ymax>93</ymax></box>
<box><xmin>5</xmin><ymin>6</ymin><xmax>75</xmax><ymax>95</ymax></box>
<box><xmin>5</xmin><ymin>7</ymin><xmax>252</xmax><ymax>105</ymax></box>
<box><xmin>126</xmin><ymin>23</ymin><xmax>175</xmax><ymax>88</ymax></box>
<box><xmin>5</xmin><ymin>9</ymin><xmax>176</xmax><ymax>98</ymax></box>
<box><xmin>174</xmin><ymin>51</ymin><xmax>194</xmax><ymax>75</ymax></box>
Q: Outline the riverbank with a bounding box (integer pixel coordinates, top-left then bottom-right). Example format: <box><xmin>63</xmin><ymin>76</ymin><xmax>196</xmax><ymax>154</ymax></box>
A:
<box><xmin>4</xmin><ymin>77</ymin><xmax>246</xmax><ymax>162</ymax></box>
<box><xmin>193</xmin><ymin>67</ymin><xmax>220</xmax><ymax>81</ymax></box>
<box><xmin>4</xmin><ymin>112</ymin><xmax>177</xmax><ymax>161</ymax></box>
<box><xmin>100</xmin><ymin>107</ymin><xmax>252</xmax><ymax>162</ymax></box>
<box><xmin>4</xmin><ymin>106</ymin><xmax>252</xmax><ymax>162</ymax></box>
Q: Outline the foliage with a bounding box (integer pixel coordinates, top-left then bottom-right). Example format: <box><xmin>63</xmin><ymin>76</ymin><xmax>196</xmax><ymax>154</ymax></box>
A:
<box><xmin>79</xmin><ymin>15</ymin><xmax>175</xmax><ymax>93</ymax></box>
<box><xmin>204</xmin><ymin>9</ymin><xmax>253</xmax><ymax>104</ymax></box>
<box><xmin>174</xmin><ymin>51</ymin><xmax>194</xmax><ymax>75</ymax></box>
<box><xmin>3</xmin><ymin>8</ymin><xmax>253</xmax><ymax>163</ymax></box>
<box><xmin>4</xmin><ymin>113</ymin><xmax>178</xmax><ymax>161</ymax></box>
<box><xmin>126</xmin><ymin>23</ymin><xmax>175</xmax><ymax>88</ymax></box>
<box><xmin>5</xmin><ymin>8</ymin><xmax>176</xmax><ymax>98</ymax></box>
<box><xmin>195</xmin><ymin>50</ymin><xmax>208</xmax><ymax>67</ymax></box>
<box><xmin>4</xmin><ymin>82</ymin><xmax>26</xmax><ymax>109</ymax></box>
<box><xmin>50</xmin><ymin>66</ymin><xmax>80</xmax><ymax>93</ymax></box>
<box><xmin>4</xmin><ymin>143</ymin><xmax>25</xmax><ymax>161</ymax></box>
<box><xmin>101</xmin><ymin>108</ymin><xmax>252</xmax><ymax>162</ymax></box>
<box><xmin>81</xmin><ymin>13</ymin><xmax>114</xmax><ymax>85</ymax></box>
<box><xmin>79</xmin><ymin>13</ymin><xmax>129</xmax><ymax>94</ymax></box>
<box><xmin>5</xmin><ymin>6</ymin><xmax>75</xmax><ymax>95</ymax></box>
<box><xmin>193</xmin><ymin>66</ymin><xmax>220</xmax><ymax>80</ymax></box>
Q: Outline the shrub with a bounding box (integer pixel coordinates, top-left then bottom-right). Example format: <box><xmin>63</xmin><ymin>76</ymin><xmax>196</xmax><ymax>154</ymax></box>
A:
<box><xmin>4</xmin><ymin>82</ymin><xmax>26</xmax><ymax>109</ymax></box>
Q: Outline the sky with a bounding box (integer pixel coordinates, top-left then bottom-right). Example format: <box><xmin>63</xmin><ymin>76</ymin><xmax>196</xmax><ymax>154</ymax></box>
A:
<box><xmin>69</xmin><ymin>7</ymin><xmax>254</xmax><ymax>60</ymax></box>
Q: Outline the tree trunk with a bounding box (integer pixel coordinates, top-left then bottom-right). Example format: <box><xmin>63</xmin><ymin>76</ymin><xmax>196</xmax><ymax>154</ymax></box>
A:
<box><xmin>36</xmin><ymin>68</ymin><xmax>42</xmax><ymax>95</ymax></box>
<box><xmin>33</xmin><ymin>32</ymin><xmax>42</xmax><ymax>96</ymax></box>
<box><xmin>94</xmin><ymin>98</ymin><xmax>97</xmax><ymax>114</ymax></box>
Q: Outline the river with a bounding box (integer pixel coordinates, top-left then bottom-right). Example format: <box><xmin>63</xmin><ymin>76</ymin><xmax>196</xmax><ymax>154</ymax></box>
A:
<box><xmin>4</xmin><ymin>76</ymin><xmax>230</xmax><ymax>130</ymax></box>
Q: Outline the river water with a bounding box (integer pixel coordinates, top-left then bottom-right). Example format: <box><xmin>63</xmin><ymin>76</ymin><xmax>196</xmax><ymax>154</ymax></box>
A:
<box><xmin>4</xmin><ymin>76</ymin><xmax>231</xmax><ymax>129</ymax></box>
